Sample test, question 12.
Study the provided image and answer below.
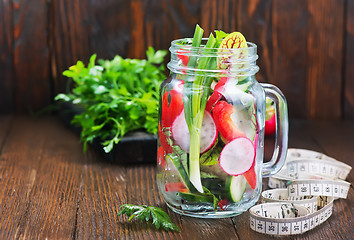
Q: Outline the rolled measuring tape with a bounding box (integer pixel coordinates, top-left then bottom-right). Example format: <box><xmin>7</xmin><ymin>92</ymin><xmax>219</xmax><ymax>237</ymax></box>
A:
<box><xmin>249</xmin><ymin>148</ymin><xmax>351</xmax><ymax>235</ymax></box>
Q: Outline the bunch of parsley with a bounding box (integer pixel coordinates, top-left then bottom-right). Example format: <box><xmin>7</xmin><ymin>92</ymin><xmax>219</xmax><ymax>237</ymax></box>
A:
<box><xmin>55</xmin><ymin>47</ymin><xmax>167</xmax><ymax>153</ymax></box>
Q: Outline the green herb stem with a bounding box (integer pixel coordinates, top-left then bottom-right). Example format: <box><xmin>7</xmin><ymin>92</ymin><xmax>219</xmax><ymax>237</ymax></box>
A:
<box><xmin>183</xmin><ymin>26</ymin><xmax>218</xmax><ymax>193</ymax></box>
<box><xmin>118</xmin><ymin>204</ymin><xmax>180</xmax><ymax>232</ymax></box>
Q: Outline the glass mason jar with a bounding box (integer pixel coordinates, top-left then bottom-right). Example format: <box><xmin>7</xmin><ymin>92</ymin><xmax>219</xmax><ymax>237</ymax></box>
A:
<box><xmin>157</xmin><ymin>38</ymin><xmax>288</xmax><ymax>218</ymax></box>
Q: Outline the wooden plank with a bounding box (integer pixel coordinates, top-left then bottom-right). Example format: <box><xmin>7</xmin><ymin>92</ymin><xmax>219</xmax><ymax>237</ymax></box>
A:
<box><xmin>51</xmin><ymin>0</ymin><xmax>203</xmax><ymax>95</ymax></box>
<box><xmin>143</xmin><ymin>0</ymin><xmax>201</xmax><ymax>58</ymax></box>
<box><xmin>344</xmin><ymin>0</ymin><xmax>354</xmax><ymax>120</ymax></box>
<box><xmin>304</xmin><ymin>120</ymin><xmax>354</xmax><ymax>239</ymax></box>
<box><xmin>288</xmin><ymin>120</ymin><xmax>353</xmax><ymax>239</ymax></box>
<box><xmin>129</xmin><ymin>0</ymin><xmax>146</xmax><ymax>59</ymax></box>
<box><xmin>306</xmin><ymin>0</ymin><xmax>345</xmax><ymax>119</ymax></box>
<box><xmin>304</xmin><ymin>120</ymin><xmax>354</xmax><ymax>184</ymax></box>
<box><xmin>0</xmin><ymin>117</ymin><xmax>84</xmax><ymax>238</ymax></box>
<box><xmin>12</xmin><ymin>0</ymin><xmax>51</xmax><ymax>113</ymax></box>
<box><xmin>124</xmin><ymin>166</ymin><xmax>182</xmax><ymax>239</ymax></box>
<box><xmin>180</xmin><ymin>215</ymin><xmax>239</xmax><ymax>240</ymax></box>
<box><xmin>287</xmin><ymin>119</ymin><xmax>325</xmax><ymax>151</ymax></box>
<box><xmin>200</xmin><ymin>0</ymin><xmax>237</xmax><ymax>35</ymax></box>
<box><xmin>0</xmin><ymin>117</ymin><xmax>48</xmax><ymax>238</ymax></box>
<box><xmin>288</xmin><ymin>121</ymin><xmax>354</xmax><ymax>239</ymax></box>
<box><xmin>0</xmin><ymin>116</ymin><xmax>13</xmax><ymax>152</ymax></box>
<box><xmin>237</xmin><ymin>0</ymin><xmax>273</xmax><ymax>84</ymax></box>
<box><xmin>0</xmin><ymin>117</ymin><xmax>352</xmax><ymax>238</ymax></box>
<box><xmin>75</xmin><ymin>155</ymin><xmax>127</xmax><ymax>239</ymax></box>
<box><xmin>271</xmin><ymin>0</ymin><xmax>308</xmax><ymax>118</ymax></box>
<box><xmin>0</xmin><ymin>0</ymin><xmax>14</xmax><ymax>113</ymax></box>
<box><xmin>50</xmin><ymin>0</ymin><xmax>91</xmax><ymax>95</ymax></box>
<box><xmin>238</xmin><ymin>0</ymin><xmax>345</xmax><ymax>120</ymax></box>
<box><xmin>124</xmin><ymin>166</ymin><xmax>240</xmax><ymax>239</ymax></box>
<box><xmin>88</xmin><ymin>0</ymin><xmax>132</xmax><ymax>59</ymax></box>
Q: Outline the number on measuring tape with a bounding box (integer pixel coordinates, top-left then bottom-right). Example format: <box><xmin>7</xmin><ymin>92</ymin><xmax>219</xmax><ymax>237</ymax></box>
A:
<box><xmin>311</xmin><ymin>183</ymin><xmax>322</xmax><ymax>195</ymax></box>
<box><xmin>292</xmin><ymin>221</ymin><xmax>302</xmax><ymax>234</ymax></box>
<box><xmin>250</xmin><ymin>149</ymin><xmax>350</xmax><ymax>236</ymax></box>
<box><xmin>250</xmin><ymin>217</ymin><xmax>255</xmax><ymax>230</ymax></box>
<box><xmin>279</xmin><ymin>223</ymin><xmax>291</xmax><ymax>235</ymax></box>
<box><xmin>300</xmin><ymin>183</ymin><xmax>310</xmax><ymax>195</ymax></box>
<box><xmin>265</xmin><ymin>222</ymin><xmax>277</xmax><ymax>234</ymax></box>
<box><xmin>256</xmin><ymin>220</ymin><xmax>266</xmax><ymax>233</ymax></box>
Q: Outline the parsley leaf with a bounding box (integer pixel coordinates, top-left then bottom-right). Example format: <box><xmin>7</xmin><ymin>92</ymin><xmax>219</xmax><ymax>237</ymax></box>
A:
<box><xmin>118</xmin><ymin>204</ymin><xmax>180</xmax><ymax>232</ymax></box>
<box><xmin>55</xmin><ymin>47</ymin><xmax>167</xmax><ymax>153</ymax></box>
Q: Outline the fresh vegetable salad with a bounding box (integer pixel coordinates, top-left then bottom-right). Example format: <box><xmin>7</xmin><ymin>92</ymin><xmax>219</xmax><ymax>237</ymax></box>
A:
<box><xmin>157</xmin><ymin>25</ymin><xmax>264</xmax><ymax>216</ymax></box>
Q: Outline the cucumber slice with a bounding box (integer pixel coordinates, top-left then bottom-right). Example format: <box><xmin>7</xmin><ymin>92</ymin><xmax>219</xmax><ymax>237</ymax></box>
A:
<box><xmin>165</xmin><ymin>154</ymin><xmax>193</xmax><ymax>191</ymax></box>
<box><xmin>201</xmin><ymin>178</ymin><xmax>225</xmax><ymax>196</ymax></box>
<box><xmin>200</xmin><ymin>164</ymin><xmax>228</xmax><ymax>181</ymax></box>
<box><xmin>225</xmin><ymin>175</ymin><xmax>247</xmax><ymax>202</ymax></box>
<box><xmin>176</xmin><ymin>191</ymin><xmax>214</xmax><ymax>203</ymax></box>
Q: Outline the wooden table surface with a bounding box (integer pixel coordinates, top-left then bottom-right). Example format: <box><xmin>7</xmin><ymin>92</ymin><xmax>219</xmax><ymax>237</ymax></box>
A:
<box><xmin>0</xmin><ymin>115</ymin><xmax>352</xmax><ymax>240</ymax></box>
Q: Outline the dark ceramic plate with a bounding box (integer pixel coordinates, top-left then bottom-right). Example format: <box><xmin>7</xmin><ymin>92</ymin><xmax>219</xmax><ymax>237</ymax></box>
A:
<box><xmin>57</xmin><ymin>102</ymin><xmax>157</xmax><ymax>164</ymax></box>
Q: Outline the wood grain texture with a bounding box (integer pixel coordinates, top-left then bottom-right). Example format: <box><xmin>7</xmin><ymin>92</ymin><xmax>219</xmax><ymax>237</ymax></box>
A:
<box><xmin>0</xmin><ymin>0</ymin><xmax>14</xmax><ymax>113</ymax></box>
<box><xmin>75</xmin><ymin>153</ymin><xmax>128</xmax><ymax>239</ymax></box>
<box><xmin>344</xmin><ymin>0</ymin><xmax>354</xmax><ymax>120</ymax></box>
<box><xmin>12</xmin><ymin>0</ymin><xmax>51</xmax><ymax>112</ymax></box>
<box><xmin>0</xmin><ymin>115</ymin><xmax>13</xmax><ymax>151</ymax></box>
<box><xmin>1</xmin><ymin>0</ymin><xmax>354</xmax><ymax>119</ymax></box>
<box><xmin>200</xmin><ymin>0</ymin><xmax>237</xmax><ymax>35</ymax></box>
<box><xmin>89</xmin><ymin>0</ymin><xmax>132</xmax><ymax>59</ymax></box>
<box><xmin>50</xmin><ymin>0</ymin><xmax>92</xmax><ymax>95</ymax></box>
<box><xmin>272</xmin><ymin>0</ymin><xmax>308</xmax><ymax>118</ymax></box>
<box><xmin>0</xmin><ymin>117</ymin><xmax>82</xmax><ymax>238</ymax></box>
<box><xmin>124</xmin><ymin>166</ymin><xmax>241</xmax><ymax>240</ymax></box>
<box><xmin>0</xmin><ymin>116</ymin><xmax>352</xmax><ymax>239</ymax></box>
<box><xmin>293</xmin><ymin>120</ymin><xmax>354</xmax><ymax>239</ymax></box>
<box><xmin>125</xmin><ymin>166</ymin><xmax>182</xmax><ymax>240</ymax></box>
<box><xmin>237</xmin><ymin>0</ymin><xmax>273</xmax><ymax>85</ymax></box>
<box><xmin>144</xmin><ymin>0</ymin><xmax>200</xmax><ymax>57</ymax></box>
<box><xmin>306</xmin><ymin>0</ymin><xmax>345</xmax><ymax>119</ymax></box>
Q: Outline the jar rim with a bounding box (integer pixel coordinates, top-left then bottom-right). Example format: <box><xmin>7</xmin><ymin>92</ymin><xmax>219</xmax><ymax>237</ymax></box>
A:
<box><xmin>168</xmin><ymin>38</ymin><xmax>259</xmax><ymax>77</ymax></box>
<box><xmin>170</xmin><ymin>38</ymin><xmax>257</xmax><ymax>51</ymax></box>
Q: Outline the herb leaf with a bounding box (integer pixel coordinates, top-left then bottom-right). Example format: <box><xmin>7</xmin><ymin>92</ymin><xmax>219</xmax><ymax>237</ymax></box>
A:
<box><xmin>55</xmin><ymin>48</ymin><xmax>167</xmax><ymax>153</ymax></box>
<box><xmin>118</xmin><ymin>204</ymin><xmax>180</xmax><ymax>232</ymax></box>
<box><xmin>215</xmin><ymin>30</ymin><xmax>229</xmax><ymax>44</ymax></box>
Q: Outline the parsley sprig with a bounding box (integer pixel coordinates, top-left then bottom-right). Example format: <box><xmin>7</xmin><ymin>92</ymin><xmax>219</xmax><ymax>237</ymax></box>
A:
<box><xmin>55</xmin><ymin>47</ymin><xmax>167</xmax><ymax>153</ymax></box>
<box><xmin>118</xmin><ymin>204</ymin><xmax>180</xmax><ymax>232</ymax></box>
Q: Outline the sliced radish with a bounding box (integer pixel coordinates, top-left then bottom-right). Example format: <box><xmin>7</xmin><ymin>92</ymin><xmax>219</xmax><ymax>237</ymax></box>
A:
<box><xmin>172</xmin><ymin>110</ymin><xmax>217</xmax><ymax>153</ymax></box>
<box><xmin>219</xmin><ymin>137</ymin><xmax>255</xmax><ymax>176</ymax></box>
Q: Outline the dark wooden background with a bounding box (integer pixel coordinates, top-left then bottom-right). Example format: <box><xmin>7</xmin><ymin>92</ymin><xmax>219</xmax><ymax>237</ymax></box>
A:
<box><xmin>0</xmin><ymin>0</ymin><xmax>353</xmax><ymax>120</ymax></box>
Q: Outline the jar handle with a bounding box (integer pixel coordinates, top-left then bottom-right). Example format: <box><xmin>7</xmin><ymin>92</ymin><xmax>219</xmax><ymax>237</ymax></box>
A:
<box><xmin>261</xmin><ymin>83</ymin><xmax>289</xmax><ymax>177</ymax></box>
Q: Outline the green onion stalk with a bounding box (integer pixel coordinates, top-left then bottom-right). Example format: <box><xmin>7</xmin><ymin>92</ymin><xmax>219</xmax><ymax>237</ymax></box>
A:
<box><xmin>183</xmin><ymin>25</ymin><xmax>218</xmax><ymax>193</ymax></box>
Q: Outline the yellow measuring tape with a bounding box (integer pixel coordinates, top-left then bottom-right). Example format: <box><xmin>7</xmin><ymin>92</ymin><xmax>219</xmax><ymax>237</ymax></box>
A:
<box><xmin>249</xmin><ymin>149</ymin><xmax>351</xmax><ymax>235</ymax></box>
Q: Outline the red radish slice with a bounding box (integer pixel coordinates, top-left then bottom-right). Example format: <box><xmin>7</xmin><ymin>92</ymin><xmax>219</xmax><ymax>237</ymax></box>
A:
<box><xmin>165</xmin><ymin>182</ymin><xmax>189</xmax><ymax>193</ymax></box>
<box><xmin>219</xmin><ymin>137</ymin><xmax>255</xmax><ymax>176</ymax></box>
<box><xmin>205</xmin><ymin>77</ymin><xmax>228</xmax><ymax>111</ymax></box>
<box><xmin>213</xmin><ymin>101</ymin><xmax>246</xmax><ymax>143</ymax></box>
<box><xmin>172</xmin><ymin>110</ymin><xmax>217</xmax><ymax>153</ymax></box>
<box><xmin>243</xmin><ymin>164</ymin><xmax>257</xmax><ymax>189</ymax></box>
